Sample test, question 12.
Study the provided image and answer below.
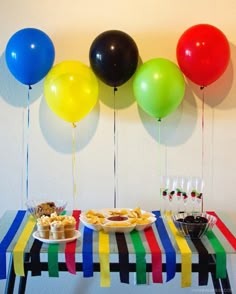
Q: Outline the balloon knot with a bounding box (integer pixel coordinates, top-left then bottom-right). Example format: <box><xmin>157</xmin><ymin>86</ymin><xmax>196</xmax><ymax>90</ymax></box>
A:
<box><xmin>114</xmin><ymin>87</ymin><xmax>118</xmax><ymax>92</ymax></box>
<box><xmin>72</xmin><ymin>122</ymin><xmax>77</xmax><ymax>128</ymax></box>
<box><xmin>29</xmin><ymin>85</ymin><xmax>32</xmax><ymax>90</ymax></box>
<box><xmin>200</xmin><ymin>86</ymin><xmax>205</xmax><ymax>90</ymax></box>
<box><xmin>158</xmin><ymin>118</ymin><xmax>162</xmax><ymax>122</ymax></box>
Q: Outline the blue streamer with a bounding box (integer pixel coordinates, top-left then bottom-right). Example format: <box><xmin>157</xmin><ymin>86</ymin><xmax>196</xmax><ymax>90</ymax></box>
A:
<box><xmin>152</xmin><ymin>211</ymin><xmax>176</xmax><ymax>282</ymax></box>
<box><xmin>82</xmin><ymin>226</ymin><xmax>94</xmax><ymax>277</ymax></box>
<box><xmin>0</xmin><ymin>210</ymin><xmax>26</xmax><ymax>279</ymax></box>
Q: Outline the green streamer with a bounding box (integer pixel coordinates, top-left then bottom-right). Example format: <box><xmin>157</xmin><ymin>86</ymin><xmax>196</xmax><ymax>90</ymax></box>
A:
<box><xmin>48</xmin><ymin>211</ymin><xmax>66</xmax><ymax>277</ymax></box>
<box><xmin>130</xmin><ymin>230</ymin><xmax>146</xmax><ymax>284</ymax></box>
<box><xmin>48</xmin><ymin>244</ymin><xmax>59</xmax><ymax>277</ymax></box>
<box><xmin>206</xmin><ymin>230</ymin><xmax>226</xmax><ymax>279</ymax></box>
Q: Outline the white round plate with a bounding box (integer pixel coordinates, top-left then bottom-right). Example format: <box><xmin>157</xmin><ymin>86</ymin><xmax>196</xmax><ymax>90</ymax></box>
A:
<box><xmin>33</xmin><ymin>230</ymin><xmax>81</xmax><ymax>244</ymax></box>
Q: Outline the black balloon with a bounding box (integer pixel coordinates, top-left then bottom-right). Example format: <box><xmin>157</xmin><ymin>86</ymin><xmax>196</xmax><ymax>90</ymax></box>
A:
<box><xmin>89</xmin><ymin>30</ymin><xmax>139</xmax><ymax>87</ymax></box>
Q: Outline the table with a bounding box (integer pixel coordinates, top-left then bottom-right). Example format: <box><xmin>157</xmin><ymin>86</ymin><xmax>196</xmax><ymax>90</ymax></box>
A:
<box><xmin>0</xmin><ymin>210</ymin><xmax>235</xmax><ymax>294</ymax></box>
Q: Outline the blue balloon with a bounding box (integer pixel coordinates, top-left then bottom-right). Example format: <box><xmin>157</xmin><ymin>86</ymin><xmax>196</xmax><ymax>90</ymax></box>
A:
<box><xmin>5</xmin><ymin>28</ymin><xmax>55</xmax><ymax>86</ymax></box>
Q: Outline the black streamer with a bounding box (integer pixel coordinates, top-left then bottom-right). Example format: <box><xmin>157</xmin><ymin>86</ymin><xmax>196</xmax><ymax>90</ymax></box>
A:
<box><xmin>191</xmin><ymin>237</ymin><xmax>209</xmax><ymax>285</ymax></box>
<box><xmin>30</xmin><ymin>239</ymin><xmax>43</xmax><ymax>276</ymax></box>
<box><xmin>115</xmin><ymin>232</ymin><xmax>129</xmax><ymax>283</ymax></box>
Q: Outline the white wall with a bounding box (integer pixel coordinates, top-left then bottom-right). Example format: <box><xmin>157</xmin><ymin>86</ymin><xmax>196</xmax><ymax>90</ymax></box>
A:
<box><xmin>0</xmin><ymin>0</ymin><xmax>235</xmax><ymax>293</ymax></box>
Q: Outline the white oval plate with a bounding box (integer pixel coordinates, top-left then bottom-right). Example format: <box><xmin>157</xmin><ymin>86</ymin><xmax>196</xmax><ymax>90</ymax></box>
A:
<box><xmin>33</xmin><ymin>230</ymin><xmax>81</xmax><ymax>244</ymax></box>
<box><xmin>79</xmin><ymin>216</ymin><xmax>103</xmax><ymax>231</ymax></box>
<box><xmin>80</xmin><ymin>208</ymin><xmax>156</xmax><ymax>232</ymax></box>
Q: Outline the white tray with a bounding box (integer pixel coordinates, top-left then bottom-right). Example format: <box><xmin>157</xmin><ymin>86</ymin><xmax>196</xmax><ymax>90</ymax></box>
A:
<box><xmin>33</xmin><ymin>230</ymin><xmax>81</xmax><ymax>244</ymax></box>
<box><xmin>80</xmin><ymin>208</ymin><xmax>156</xmax><ymax>232</ymax></box>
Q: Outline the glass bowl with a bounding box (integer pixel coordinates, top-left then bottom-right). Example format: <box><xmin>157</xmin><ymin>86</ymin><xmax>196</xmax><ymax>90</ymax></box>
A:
<box><xmin>172</xmin><ymin>212</ymin><xmax>217</xmax><ymax>238</ymax></box>
<box><xmin>26</xmin><ymin>199</ymin><xmax>67</xmax><ymax>218</ymax></box>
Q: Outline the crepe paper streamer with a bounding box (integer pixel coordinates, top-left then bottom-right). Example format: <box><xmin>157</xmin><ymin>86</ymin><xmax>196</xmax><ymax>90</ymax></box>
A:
<box><xmin>98</xmin><ymin>230</ymin><xmax>110</xmax><ymax>287</ymax></box>
<box><xmin>48</xmin><ymin>210</ymin><xmax>66</xmax><ymax>277</ymax></box>
<box><xmin>65</xmin><ymin>210</ymin><xmax>81</xmax><ymax>274</ymax></box>
<box><xmin>208</xmin><ymin>255</ymin><xmax>226</xmax><ymax>293</ymax></box>
<box><xmin>166</xmin><ymin>215</ymin><xmax>192</xmax><ymax>288</ymax></box>
<box><xmin>30</xmin><ymin>239</ymin><xmax>43</xmax><ymax>276</ymax></box>
<box><xmin>82</xmin><ymin>227</ymin><xmax>94</xmax><ymax>277</ymax></box>
<box><xmin>152</xmin><ymin>211</ymin><xmax>176</xmax><ymax>282</ymax></box>
<box><xmin>130</xmin><ymin>230</ymin><xmax>146</xmax><ymax>285</ymax></box>
<box><xmin>115</xmin><ymin>232</ymin><xmax>129</xmax><ymax>284</ymax></box>
<box><xmin>191</xmin><ymin>238</ymin><xmax>209</xmax><ymax>285</ymax></box>
<box><xmin>144</xmin><ymin>227</ymin><xmax>163</xmax><ymax>283</ymax></box>
<box><xmin>13</xmin><ymin>215</ymin><xmax>36</xmax><ymax>276</ymax></box>
<box><xmin>205</xmin><ymin>230</ymin><xmax>226</xmax><ymax>279</ymax></box>
<box><xmin>0</xmin><ymin>210</ymin><xmax>26</xmax><ymax>279</ymax></box>
<box><xmin>48</xmin><ymin>244</ymin><xmax>59</xmax><ymax>277</ymax></box>
<box><xmin>207</xmin><ymin>211</ymin><xmax>236</xmax><ymax>251</ymax></box>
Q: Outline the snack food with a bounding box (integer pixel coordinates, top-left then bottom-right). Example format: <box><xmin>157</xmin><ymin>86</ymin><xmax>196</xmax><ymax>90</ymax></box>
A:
<box><xmin>175</xmin><ymin>215</ymin><xmax>208</xmax><ymax>238</ymax></box>
<box><xmin>50</xmin><ymin>220</ymin><xmax>64</xmax><ymax>239</ymax></box>
<box><xmin>173</xmin><ymin>212</ymin><xmax>216</xmax><ymax>238</ymax></box>
<box><xmin>85</xmin><ymin>210</ymin><xmax>106</xmax><ymax>225</ymax></box>
<box><xmin>107</xmin><ymin>207</ymin><xmax>154</xmax><ymax>226</ymax></box>
<box><xmin>37</xmin><ymin>216</ymin><xmax>50</xmax><ymax>239</ymax></box>
<box><xmin>63</xmin><ymin>216</ymin><xmax>76</xmax><ymax>238</ymax></box>
<box><xmin>36</xmin><ymin>213</ymin><xmax>76</xmax><ymax>239</ymax></box>
<box><xmin>80</xmin><ymin>207</ymin><xmax>156</xmax><ymax>232</ymax></box>
<box><xmin>35</xmin><ymin>202</ymin><xmax>56</xmax><ymax>217</ymax></box>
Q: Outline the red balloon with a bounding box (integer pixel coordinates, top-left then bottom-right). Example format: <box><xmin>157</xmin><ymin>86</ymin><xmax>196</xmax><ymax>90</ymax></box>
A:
<box><xmin>176</xmin><ymin>24</ymin><xmax>230</xmax><ymax>87</ymax></box>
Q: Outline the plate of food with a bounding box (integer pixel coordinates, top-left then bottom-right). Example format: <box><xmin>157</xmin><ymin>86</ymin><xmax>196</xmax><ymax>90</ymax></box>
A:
<box><xmin>33</xmin><ymin>230</ymin><xmax>81</xmax><ymax>244</ymax></box>
<box><xmin>80</xmin><ymin>207</ymin><xmax>156</xmax><ymax>233</ymax></box>
<box><xmin>34</xmin><ymin>212</ymin><xmax>79</xmax><ymax>243</ymax></box>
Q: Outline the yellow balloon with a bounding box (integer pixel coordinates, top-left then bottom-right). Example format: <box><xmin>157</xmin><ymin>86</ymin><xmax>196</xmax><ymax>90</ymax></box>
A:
<box><xmin>44</xmin><ymin>60</ymin><xmax>99</xmax><ymax>123</ymax></box>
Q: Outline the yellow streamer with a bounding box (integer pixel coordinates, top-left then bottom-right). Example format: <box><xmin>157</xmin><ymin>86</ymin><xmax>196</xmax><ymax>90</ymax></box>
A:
<box><xmin>13</xmin><ymin>216</ymin><xmax>36</xmax><ymax>276</ymax></box>
<box><xmin>98</xmin><ymin>230</ymin><xmax>110</xmax><ymax>287</ymax></box>
<box><xmin>166</xmin><ymin>214</ymin><xmax>192</xmax><ymax>287</ymax></box>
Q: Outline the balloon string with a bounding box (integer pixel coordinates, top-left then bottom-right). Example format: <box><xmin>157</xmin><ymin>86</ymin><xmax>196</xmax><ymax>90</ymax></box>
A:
<box><xmin>21</xmin><ymin>108</ymin><xmax>24</xmax><ymax>208</ymax></box>
<box><xmin>201</xmin><ymin>87</ymin><xmax>205</xmax><ymax>212</ymax></box>
<box><xmin>26</xmin><ymin>87</ymin><xmax>31</xmax><ymax>201</ymax></box>
<box><xmin>72</xmin><ymin>123</ymin><xmax>77</xmax><ymax>208</ymax></box>
<box><xmin>157</xmin><ymin>119</ymin><xmax>162</xmax><ymax>203</ymax></box>
<box><xmin>113</xmin><ymin>87</ymin><xmax>118</xmax><ymax>208</ymax></box>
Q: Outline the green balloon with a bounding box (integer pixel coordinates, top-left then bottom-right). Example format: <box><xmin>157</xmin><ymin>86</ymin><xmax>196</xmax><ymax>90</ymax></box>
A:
<box><xmin>133</xmin><ymin>58</ymin><xmax>185</xmax><ymax>120</ymax></box>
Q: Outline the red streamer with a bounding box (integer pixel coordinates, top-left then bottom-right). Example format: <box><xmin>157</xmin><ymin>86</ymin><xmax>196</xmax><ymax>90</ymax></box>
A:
<box><xmin>144</xmin><ymin>227</ymin><xmax>163</xmax><ymax>283</ymax></box>
<box><xmin>65</xmin><ymin>210</ymin><xmax>81</xmax><ymax>274</ymax></box>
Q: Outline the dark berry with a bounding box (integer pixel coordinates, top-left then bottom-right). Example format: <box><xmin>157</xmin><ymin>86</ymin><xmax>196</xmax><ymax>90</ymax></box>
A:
<box><xmin>177</xmin><ymin>218</ymin><xmax>184</xmax><ymax>222</ymax></box>
<box><xmin>184</xmin><ymin>215</ymin><xmax>195</xmax><ymax>223</ymax></box>
<box><xmin>196</xmin><ymin>216</ymin><xmax>208</xmax><ymax>224</ymax></box>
